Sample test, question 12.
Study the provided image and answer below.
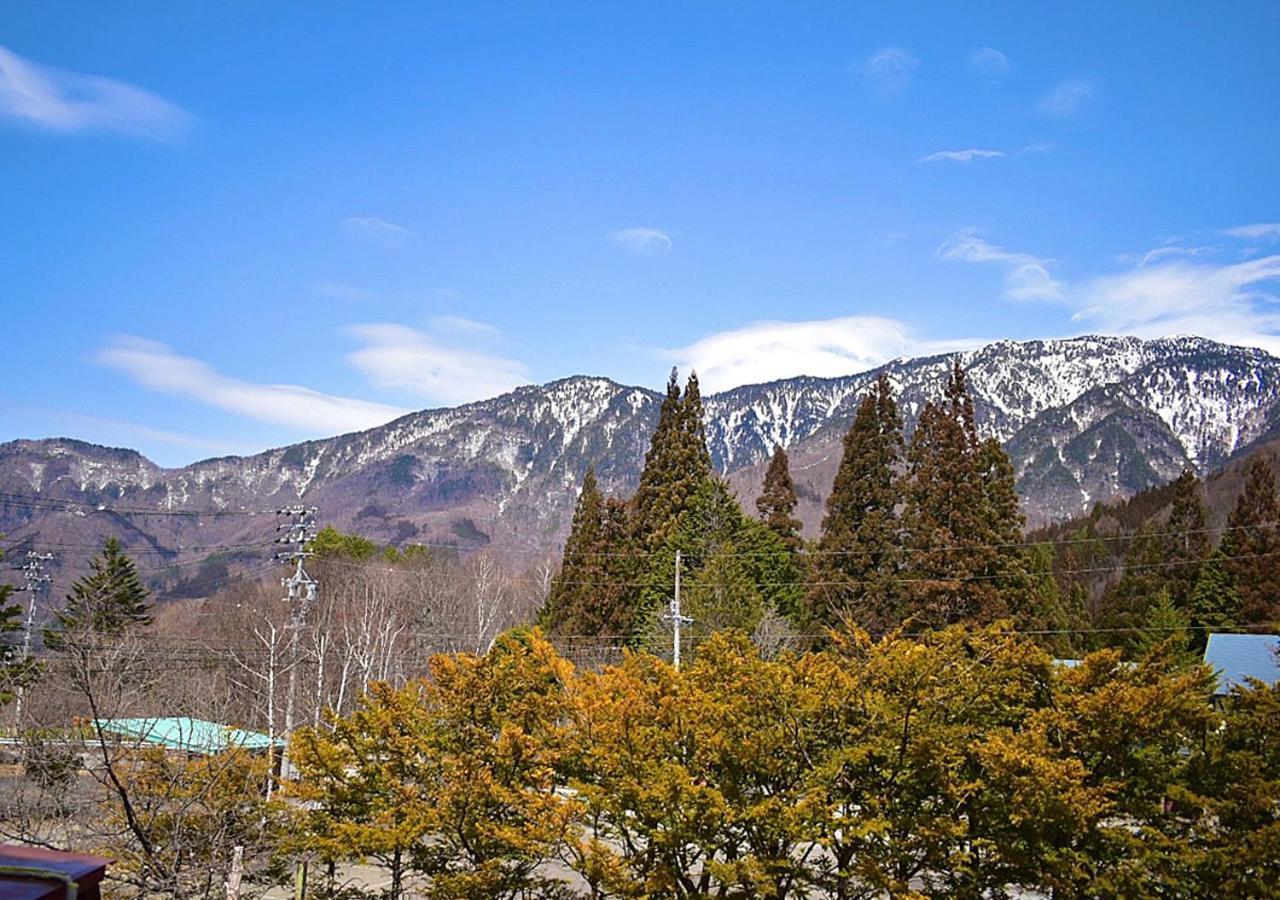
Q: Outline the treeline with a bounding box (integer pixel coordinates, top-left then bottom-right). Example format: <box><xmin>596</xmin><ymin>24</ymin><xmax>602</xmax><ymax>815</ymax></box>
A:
<box><xmin>544</xmin><ymin>364</ymin><xmax>1279</xmax><ymax>658</ymax></box>
<box><xmin>1033</xmin><ymin>458</ymin><xmax>1280</xmax><ymax>654</ymax></box>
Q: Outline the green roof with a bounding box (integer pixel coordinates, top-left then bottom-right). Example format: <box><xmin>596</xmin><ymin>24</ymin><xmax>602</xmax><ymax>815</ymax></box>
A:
<box><xmin>94</xmin><ymin>717</ymin><xmax>283</xmax><ymax>755</ymax></box>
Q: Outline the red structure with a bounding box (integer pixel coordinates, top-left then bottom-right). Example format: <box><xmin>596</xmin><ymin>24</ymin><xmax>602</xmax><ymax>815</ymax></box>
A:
<box><xmin>0</xmin><ymin>845</ymin><xmax>110</xmax><ymax>900</ymax></box>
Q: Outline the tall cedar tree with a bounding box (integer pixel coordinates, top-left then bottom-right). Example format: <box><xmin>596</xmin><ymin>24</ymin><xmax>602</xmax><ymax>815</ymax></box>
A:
<box><xmin>756</xmin><ymin>446</ymin><xmax>802</xmax><ymax>551</ymax></box>
<box><xmin>541</xmin><ymin>470</ymin><xmax>633</xmax><ymax>637</ymax></box>
<box><xmin>1220</xmin><ymin>455</ymin><xmax>1280</xmax><ymax>627</ymax></box>
<box><xmin>631</xmin><ymin>369</ymin><xmax>713</xmax><ymax>549</ymax></box>
<box><xmin>808</xmin><ymin>374</ymin><xmax>904</xmax><ymax>632</ymax></box>
<box><xmin>44</xmin><ymin>537</ymin><xmax>152</xmax><ymax>648</ymax></box>
<box><xmin>1188</xmin><ymin>549</ymin><xmax>1242</xmax><ymax>644</ymax></box>
<box><xmin>899</xmin><ymin>362</ymin><xmax>1028</xmax><ymax>628</ymax></box>
<box><xmin>1162</xmin><ymin>469</ymin><xmax>1209</xmax><ymax>607</ymax></box>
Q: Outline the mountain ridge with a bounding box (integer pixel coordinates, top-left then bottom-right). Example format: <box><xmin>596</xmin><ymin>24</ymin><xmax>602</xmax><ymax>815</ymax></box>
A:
<box><xmin>3</xmin><ymin>335</ymin><xmax>1279</xmax><ymax>587</ymax></box>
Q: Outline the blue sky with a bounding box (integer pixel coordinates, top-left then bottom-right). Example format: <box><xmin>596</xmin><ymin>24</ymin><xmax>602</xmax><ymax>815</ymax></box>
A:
<box><xmin>1</xmin><ymin>2</ymin><xmax>1278</xmax><ymax>466</ymax></box>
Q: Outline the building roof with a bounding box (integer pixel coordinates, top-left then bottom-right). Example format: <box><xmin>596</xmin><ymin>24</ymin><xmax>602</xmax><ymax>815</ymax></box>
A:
<box><xmin>0</xmin><ymin>843</ymin><xmax>110</xmax><ymax>900</ymax></box>
<box><xmin>94</xmin><ymin>717</ymin><xmax>283</xmax><ymax>755</ymax></box>
<box><xmin>1203</xmin><ymin>633</ymin><xmax>1280</xmax><ymax>695</ymax></box>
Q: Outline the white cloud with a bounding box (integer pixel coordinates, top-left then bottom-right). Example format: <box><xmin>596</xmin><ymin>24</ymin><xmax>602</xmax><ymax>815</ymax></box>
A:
<box><xmin>1223</xmin><ymin>223</ymin><xmax>1280</xmax><ymax>242</ymax></box>
<box><xmin>969</xmin><ymin>47</ymin><xmax>1011</xmax><ymax>76</ymax></box>
<box><xmin>862</xmin><ymin>47</ymin><xmax>920</xmax><ymax>80</ymax></box>
<box><xmin>1038</xmin><ymin>79</ymin><xmax>1095</xmax><ymax>116</ymax></box>
<box><xmin>610</xmin><ymin>227</ymin><xmax>672</xmax><ymax>255</ymax></box>
<box><xmin>313</xmin><ymin>281</ymin><xmax>377</xmax><ymax>302</ymax></box>
<box><xmin>919</xmin><ymin>148</ymin><xmax>1005</xmax><ymax>164</ymax></box>
<box><xmin>938</xmin><ymin>230</ymin><xmax>1064</xmax><ymax>301</ymax></box>
<box><xmin>344</xmin><ymin>216</ymin><xmax>417</xmax><ymax>246</ymax></box>
<box><xmin>1017</xmin><ymin>142</ymin><xmax>1055</xmax><ymax>156</ymax></box>
<box><xmin>346</xmin><ymin>323</ymin><xmax>531</xmax><ymax>406</ymax></box>
<box><xmin>1072</xmin><ymin>255</ymin><xmax>1280</xmax><ymax>354</ymax></box>
<box><xmin>667</xmin><ymin>316</ymin><xmax>983</xmax><ymax>393</ymax></box>
<box><xmin>97</xmin><ymin>336</ymin><xmax>407</xmax><ymax>433</ymax></box>
<box><xmin>0</xmin><ymin>44</ymin><xmax>192</xmax><ymax>140</ymax></box>
<box><xmin>944</xmin><ymin>228</ymin><xmax>1280</xmax><ymax>357</ymax></box>
<box><xmin>428</xmin><ymin>315</ymin><xmax>502</xmax><ymax>337</ymax></box>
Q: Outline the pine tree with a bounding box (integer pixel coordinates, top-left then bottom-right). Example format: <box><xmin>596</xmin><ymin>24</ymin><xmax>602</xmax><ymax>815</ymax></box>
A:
<box><xmin>1221</xmin><ymin>455</ymin><xmax>1280</xmax><ymax>627</ymax></box>
<box><xmin>631</xmin><ymin>370</ymin><xmax>713</xmax><ymax>549</ymax></box>
<box><xmin>541</xmin><ymin>470</ymin><xmax>634</xmax><ymax>638</ymax></box>
<box><xmin>1160</xmin><ymin>469</ymin><xmax>1209</xmax><ymax>608</ymax></box>
<box><xmin>1132</xmin><ymin>588</ymin><xmax>1193</xmax><ymax>661</ymax></box>
<box><xmin>899</xmin><ymin>362</ymin><xmax>1021</xmax><ymax>628</ymax></box>
<box><xmin>756</xmin><ymin>446</ymin><xmax>802</xmax><ymax>551</ymax></box>
<box><xmin>808</xmin><ymin>374</ymin><xmax>903</xmax><ymax>632</ymax></box>
<box><xmin>44</xmin><ymin>537</ymin><xmax>152</xmax><ymax>648</ymax></box>
<box><xmin>1188</xmin><ymin>549</ymin><xmax>1242</xmax><ymax>646</ymax></box>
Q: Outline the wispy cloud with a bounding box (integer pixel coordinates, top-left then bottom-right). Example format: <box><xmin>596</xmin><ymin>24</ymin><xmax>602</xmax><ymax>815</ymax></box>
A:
<box><xmin>428</xmin><ymin>315</ymin><xmax>502</xmax><ymax>337</ymax></box>
<box><xmin>313</xmin><ymin>281</ymin><xmax>377</xmax><ymax>302</ymax></box>
<box><xmin>610</xmin><ymin>227</ymin><xmax>673</xmax><ymax>256</ymax></box>
<box><xmin>1038</xmin><ymin>79</ymin><xmax>1096</xmax><ymax>116</ymax></box>
<box><xmin>346</xmin><ymin>322</ymin><xmax>531</xmax><ymax>406</ymax></box>
<box><xmin>938</xmin><ymin>230</ymin><xmax>1064</xmax><ymax>301</ymax></box>
<box><xmin>860</xmin><ymin>47</ymin><xmax>919</xmax><ymax>94</ymax></box>
<box><xmin>667</xmin><ymin>317</ymin><xmax>983</xmax><ymax>393</ymax></box>
<box><xmin>1016</xmin><ymin>142</ymin><xmax>1055</xmax><ymax>157</ymax></box>
<box><xmin>968</xmin><ymin>47</ymin><xmax>1011</xmax><ymax>77</ymax></box>
<box><xmin>1115</xmin><ymin>242</ymin><xmax>1215</xmax><ymax>268</ymax></box>
<box><xmin>344</xmin><ymin>216</ymin><xmax>417</xmax><ymax>247</ymax></box>
<box><xmin>1072</xmin><ymin>255</ymin><xmax>1280</xmax><ymax>355</ymax></box>
<box><xmin>1223</xmin><ymin>223</ymin><xmax>1280</xmax><ymax>242</ymax></box>
<box><xmin>946</xmin><ymin>230</ymin><xmax>1280</xmax><ymax>357</ymax></box>
<box><xmin>97</xmin><ymin>336</ymin><xmax>407</xmax><ymax>433</ymax></box>
<box><xmin>919</xmin><ymin>148</ymin><xmax>1005</xmax><ymax>164</ymax></box>
<box><xmin>862</xmin><ymin>46</ymin><xmax>919</xmax><ymax>80</ymax></box>
<box><xmin>0</xmin><ymin>44</ymin><xmax>192</xmax><ymax>140</ymax></box>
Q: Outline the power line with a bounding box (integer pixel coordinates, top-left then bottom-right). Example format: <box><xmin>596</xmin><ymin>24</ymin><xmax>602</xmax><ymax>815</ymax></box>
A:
<box><xmin>0</xmin><ymin>490</ymin><xmax>271</xmax><ymax>518</ymax></box>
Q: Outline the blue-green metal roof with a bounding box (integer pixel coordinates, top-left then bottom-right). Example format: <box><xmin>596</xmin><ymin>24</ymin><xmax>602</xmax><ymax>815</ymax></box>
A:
<box><xmin>94</xmin><ymin>717</ymin><xmax>283</xmax><ymax>755</ymax></box>
<box><xmin>1203</xmin><ymin>633</ymin><xmax>1280</xmax><ymax>695</ymax></box>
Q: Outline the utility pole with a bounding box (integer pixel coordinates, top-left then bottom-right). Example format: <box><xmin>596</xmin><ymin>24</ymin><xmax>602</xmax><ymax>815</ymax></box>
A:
<box><xmin>11</xmin><ymin>551</ymin><xmax>53</xmax><ymax>725</ymax></box>
<box><xmin>275</xmin><ymin>506</ymin><xmax>318</xmax><ymax>776</ymax></box>
<box><xmin>661</xmin><ymin>549</ymin><xmax>692</xmax><ymax>670</ymax></box>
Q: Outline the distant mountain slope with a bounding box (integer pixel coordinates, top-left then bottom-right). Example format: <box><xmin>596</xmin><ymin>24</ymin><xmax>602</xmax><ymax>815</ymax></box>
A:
<box><xmin>3</xmin><ymin>335</ymin><xmax>1278</xmax><ymax>586</ymax></box>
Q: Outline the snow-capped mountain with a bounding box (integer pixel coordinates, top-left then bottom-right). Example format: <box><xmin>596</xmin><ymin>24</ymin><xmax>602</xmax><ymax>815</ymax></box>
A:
<box><xmin>3</xmin><ymin>335</ymin><xmax>1278</xmax><ymax>579</ymax></box>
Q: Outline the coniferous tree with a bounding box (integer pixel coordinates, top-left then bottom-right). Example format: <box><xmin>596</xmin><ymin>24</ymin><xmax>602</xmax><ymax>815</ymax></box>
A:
<box><xmin>1160</xmin><ymin>469</ymin><xmax>1209</xmax><ymax>608</ymax></box>
<box><xmin>631</xmin><ymin>370</ymin><xmax>713</xmax><ymax>550</ymax></box>
<box><xmin>1132</xmin><ymin>588</ymin><xmax>1193</xmax><ymax>662</ymax></box>
<box><xmin>756</xmin><ymin>447</ymin><xmax>802</xmax><ymax>551</ymax></box>
<box><xmin>660</xmin><ymin>478</ymin><xmax>766</xmax><ymax>638</ymax></box>
<box><xmin>808</xmin><ymin>374</ymin><xmax>903</xmax><ymax>632</ymax></box>
<box><xmin>1221</xmin><ymin>455</ymin><xmax>1280</xmax><ymax>627</ymax></box>
<box><xmin>899</xmin><ymin>362</ymin><xmax>1018</xmax><ymax>627</ymax></box>
<box><xmin>542</xmin><ymin>470</ymin><xmax>634</xmax><ymax>638</ymax></box>
<box><xmin>1188</xmin><ymin>549</ymin><xmax>1242</xmax><ymax>645</ymax></box>
<box><xmin>44</xmin><ymin>537</ymin><xmax>152</xmax><ymax>648</ymax></box>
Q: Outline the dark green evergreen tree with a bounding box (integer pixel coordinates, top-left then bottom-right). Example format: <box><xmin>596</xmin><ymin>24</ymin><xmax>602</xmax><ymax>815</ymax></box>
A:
<box><xmin>542</xmin><ymin>470</ymin><xmax>634</xmax><ymax>638</ymax></box>
<box><xmin>669</xmin><ymin>479</ymin><xmax>767</xmax><ymax>636</ymax></box>
<box><xmin>1188</xmin><ymin>548</ymin><xmax>1242</xmax><ymax>646</ymax></box>
<box><xmin>1098</xmin><ymin>525</ymin><xmax>1168</xmax><ymax>653</ymax></box>
<box><xmin>631</xmin><ymin>369</ymin><xmax>713</xmax><ymax>550</ymax></box>
<box><xmin>807</xmin><ymin>374</ymin><xmax>903</xmax><ymax>633</ymax></box>
<box><xmin>1132</xmin><ymin>587</ymin><xmax>1193</xmax><ymax>662</ymax></box>
<box><xmin>1221</xmin><ymin>456</ymin><xmax>1280</xmax><ymax>627</ymax></box>
<box><xmin>899</xmin><ymin>362</ymin><xmax>1022</xmax><ymax>628</ymax></box>
<box><xmin>1160</xmin><ymin>469</ymin><xmax>1209</xmax><ymax>608</ymax></box>
<box><xmin>756</xmin><ymin>446</ymin><xmax>802</xmax><ymax>551</ymax></box>
<box><xmin>44</xmin><ymin>538</ymin><xmax>152</xmax><ymax>648</ymax></box>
